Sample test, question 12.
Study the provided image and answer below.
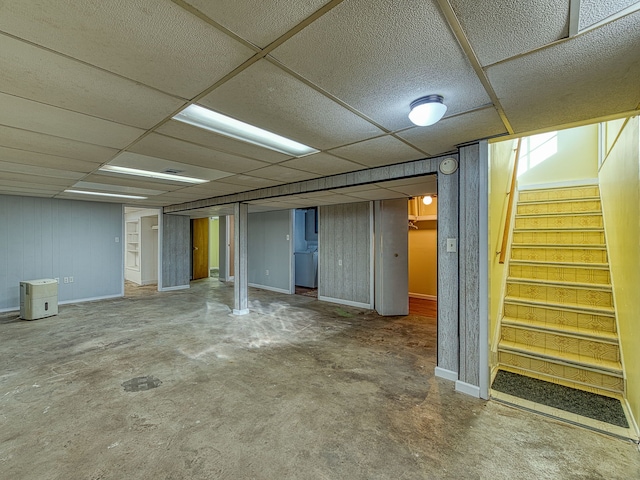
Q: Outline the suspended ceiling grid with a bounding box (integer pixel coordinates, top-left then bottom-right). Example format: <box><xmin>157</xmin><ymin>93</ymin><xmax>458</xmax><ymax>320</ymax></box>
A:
<box><xmin>0</xmin><ymin>0</ymin><xmax>638</xmax><ymax>208</ymax></box>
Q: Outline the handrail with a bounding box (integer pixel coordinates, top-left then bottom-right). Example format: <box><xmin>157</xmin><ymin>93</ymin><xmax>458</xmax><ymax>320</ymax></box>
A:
<box><xmin>498</xmin><ymin>138</ymin><xmax>522</xmax><ymax>264</ymax></box>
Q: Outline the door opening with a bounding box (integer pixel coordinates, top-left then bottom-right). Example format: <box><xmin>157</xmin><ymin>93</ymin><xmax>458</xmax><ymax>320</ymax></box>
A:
<box><xmin>408</xmin><ymin>195</ymin><xmax>438</xmax><ymax>318</ymax></box>
<box><xmin>294</xmin><ymin>207</ymin><xmax>318</xmax><ymax>298</ymax></box>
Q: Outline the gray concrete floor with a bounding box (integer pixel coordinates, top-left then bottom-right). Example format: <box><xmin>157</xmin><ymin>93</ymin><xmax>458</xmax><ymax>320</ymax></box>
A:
<box><xmin>1</xmin><ymin>278</ymin><xmax>638</xmax><ymax>479</ymax></box>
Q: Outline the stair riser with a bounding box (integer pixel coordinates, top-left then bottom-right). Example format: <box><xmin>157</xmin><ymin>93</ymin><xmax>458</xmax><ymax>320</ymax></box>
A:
<box><xmin>518</xmin><ymin>187</ymin><xmax>600</xmax><ymax>203</ymax></box>
<box><xmin>506</xmin><ymin>283</ymin><xmax>613</xmax><ymax>308</ymax></box>
<box><xmin>509</xmin><ymin>264</ymin><xmax>610</xmax><ymax>285</ymax></box>
<box><xmin>512</xmin><ymin>231</ymin><xmax>605</xmax><ymax>245</ymax></box>
<box><xmin>503</xmin><ymin>303</ymin><xmax>616</xmax><ymax>333</ymax></box>
<box><xmin>511</xmin><ymin>247</ymin><xmax>607</xmax><ymax>264</ymax></box>
<box><xmin>517</xmin><ymin>200</ymin><xmax>601</xmax><ymax>215</ymax></box>
<box><xmin>515</xmin><ymin>215</ymin><xmax>603</xmax><ymax>229</ymax></box>
<box><xmin>498</xmin><ymin>351</ymin><xmax>624</xmax><ymax>393</ymax></box>
<box><xmin>501</xmin><ymin>326</ymin><xmax>619</xmax><ymax>362</ymax></box>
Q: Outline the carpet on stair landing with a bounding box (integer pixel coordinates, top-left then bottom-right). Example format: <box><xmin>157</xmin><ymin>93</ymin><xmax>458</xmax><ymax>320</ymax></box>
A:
<box><xmin>491</xmin><ymin>370</ymin><xmax>628</xmax><ymax>428</ymax></box>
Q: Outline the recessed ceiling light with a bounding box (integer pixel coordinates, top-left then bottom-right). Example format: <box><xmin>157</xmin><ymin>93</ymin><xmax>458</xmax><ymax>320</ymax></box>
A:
<box><xmin>409</xmin><ymin>95</ymin><xmax>447</xmax><ymax>126</ymax></box>
<box><xmin>99</xmin><ymin>165</ymin><xmax>209</xmax><ymax>184</ymax></box>
<box><xmin>64</xmin><ymin>189</ymin><xmax>147</xmax><ymax>200</ymax></box>
<box><xmin>173</xmin><ymin>104</ymin><xmax>319</xmax><ymax>158</ymax></box>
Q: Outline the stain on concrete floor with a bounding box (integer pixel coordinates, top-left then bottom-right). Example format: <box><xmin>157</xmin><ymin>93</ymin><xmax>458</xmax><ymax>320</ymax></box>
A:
<box><xmin>0</xmin><ymin>277</ymin><xmax>638</xmax><ymax>479</ymax></box>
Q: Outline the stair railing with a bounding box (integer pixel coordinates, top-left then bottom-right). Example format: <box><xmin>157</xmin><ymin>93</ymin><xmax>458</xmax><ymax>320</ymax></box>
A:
<box><xmin>498</xmin><ymin>138</ymin><xmax>522</xmax><ymax>264</ymax></box>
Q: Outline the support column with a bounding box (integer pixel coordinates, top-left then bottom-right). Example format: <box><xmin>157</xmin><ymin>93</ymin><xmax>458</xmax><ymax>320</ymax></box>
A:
<box><xmin>233</xmin><ymin>202</ymin><xmax>249</xmax><ymax>315</ymax></box>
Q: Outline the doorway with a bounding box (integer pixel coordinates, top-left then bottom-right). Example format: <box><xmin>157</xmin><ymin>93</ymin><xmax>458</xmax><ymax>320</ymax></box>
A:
<box><xmin>293</xmin><ymin>207</ymin><xmax>318</xmax><ymax>298</ymax></box>
<box><xmin>123</xmin><ymin>207</ymin><xmax>160</xmax><ymax>297</ymax></box>
<box><xmin>408</xmin><ymin>195</ymin><xmax>438</xmax><ymax>317</ymax></box>
<box><xmin>191</xmin><ymin>218</ymin><xmax>209</xmax><ymax>281</ymax></box>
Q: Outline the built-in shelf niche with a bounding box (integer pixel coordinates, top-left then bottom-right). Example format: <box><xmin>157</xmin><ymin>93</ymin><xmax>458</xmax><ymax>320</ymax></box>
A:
<box><xmin>126</xmin><ymin>220</ymin><xmax>140</xmax><ymax>271</ymax></box>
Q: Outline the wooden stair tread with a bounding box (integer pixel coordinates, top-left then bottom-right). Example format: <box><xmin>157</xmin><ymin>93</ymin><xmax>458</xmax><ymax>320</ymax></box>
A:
<box><xmin>509</xmin><ymin>260</ymin><xmax>609</xmax><ymax>269</ymax></box>
<box><xmin>516</xmin><ymin>211</ymin><xmax>602</xmax><ymax>217</ymax></box>
<box><xmin>513</xmin><ymin>227</ymin><xmax>604</xmax><ymax>232</ymax></box>
<box><xmin>504</xmin><ymin>297</ymin><xmax>615</xmax><ymax>315</ymax></box>
<box><xmin>501</xmin><ymin>317</ymin><xmax>618</xmax><ymax>342</ymax></box>
<box><xmin>512</xmin><ymin>243</ymin><xmax>606</xmax><ymax>249</ymax></box>
<box><xmin>518</xmin><ymin>196</ymin><xmax>601</xmax><ymax>205</ymax></box>
<box><xmin>498</xmin><ymin>341</ymin><xmax>623</xmax><ymax>375</ymax></box>
<box><xmin>507</xmin><ymin>277</ymin><xmax>612</xmax><ymax>291</ymax></box>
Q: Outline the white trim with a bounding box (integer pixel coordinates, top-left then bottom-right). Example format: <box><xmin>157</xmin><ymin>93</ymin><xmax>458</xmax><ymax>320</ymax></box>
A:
<box><xmin>369</xmin><ymin>201</ymin><xmax>375</xmax><ymax>309</ymax></box>
<box><xmin>478</xmin><ymin>140</ymin><xmax>490</xmax><ymax>400</ymax></box>
<box><xmin>624</xmin><ymin>397</ymin><xmax>640</xmax><ymax>440</ymax></box>
<box><xmin>233</xmin><ymin>308</ymin><xmax>250</xmax><ymax>316</ymax></box>
<box><xmin>157</xmin><ymin>210</ymin><xmax>163</xmax><ymax>292</ymax></box>
<box><xmin>59</xmin><ymin>293</ymin><xmax>124</xmax><ymax>305</ymax></box>
<box><xmin>248</xmin><ymin>283</ymin><xmax>290</xmax><ymax>295</ymax></box>
<box><xmin>435</xmin><ymin>367</ymin><xmax>458</xmax><ymax>382</ymax></box>
<box><xmin>518</xmin><ymin>178</ymin><xmax>599</xmax><ymax>191</ymax></box>
<box><xmin>409</xmin><ymin>293</ymin><xmax>437</xmax><ymax>301</ymax></box>
<box><xmin>0</xmin><ymin>307</ymin><xmax>19</xmax><ymax>313</ymax></box>
<box><xmin>455</xmin><ymin>380</ymin><xmax>481</xmax><ymax>398</ymax></box>
<box><xmin>318</xmin><ymin>295</ymin><xmax>372</xmax><ymax>310</ymax></box>
<box><xmin>159</xmin><ymin>284</ymin><xmax>190</xmax><ymax>292</ymax></box>
<box><xmin>289</xmin><ymin>209</ymin><xmax>295</xmax><ymax>294</ymax></box>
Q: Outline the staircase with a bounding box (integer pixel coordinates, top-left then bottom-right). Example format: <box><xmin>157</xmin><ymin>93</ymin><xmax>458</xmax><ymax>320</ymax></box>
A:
<box><xmin>496</xmin><ymin>184</ymin><xmax>625</xmax><ymax>397</ymax></box>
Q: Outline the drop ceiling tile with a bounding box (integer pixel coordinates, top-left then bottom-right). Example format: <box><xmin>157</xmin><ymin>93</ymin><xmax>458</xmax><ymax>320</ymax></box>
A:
<box><xmin>0</xmin><ymin>125</ymin><xmax>118</xmax><ymax>163</ymax></box>
<box><xmin>280</xmin><ymin>153</ymin><xmax>366</xmax><ymax>176</ymax></box>
<box><xmin>57</xmin><ymin>191</ymin><xmax>141</xmax><ymax>204</ymax></box>
<box><xmin>0</xmin><ymin>35</ymin><xmax>185</xmax><ymax>128</ymax></box>
<box><xmin>397</xmin><ymin>108</ymin><xmax>507</xmax><ymax>155</ymax></box>
<box><xmin>156</xmin><ymin>121</ymin><xmax>290</xmax><ymax>164</ymax></box>
<box><xmin>128</xmin><ymin>133</ymin><xmax>269</xmax><ymax>174</ymax></box>
<box><xmin>0</xmin><ymin>186</ymin><xmax>56</xmax><ymax>197</ymax></box>
<box><xmin>0</xmin><ymin>146</ymin><xmax>101</xmax><ymax>173</ymax></box>
<box><xmin>109</xmin><ymin>152</ymin><xmax>233</xmax><ymax>182</ymax></box>
<box><xmin>0</xmin><ymin>160</ymin><xmax>86</xmax><ymax>180</ymax></box>
<box><xmin>79</xmin><ymin>173</ymin><xmax>185</xmax><ymax>192</ymax></box>
<box><xmin>486</xmin><ymin>12</ymin><xmax>640</xmax><ymax>132</ymax></box>
<box><xmin>72</xmin><ymin>181</ymin><xmax>167</xmax><ymax>196</ymax></box>
<box><xmin>0</xmin><ymin>0</ymin><xmax>254</xmax><ymax>98</ymax></box>
<box><xmin>199</xmin><ymin>59</ymin><xmax>383</xmax><ymax>150</ymax></box>
<box><xmin>385</xmin><ymin>183</ymin><xmax>437</xmax><ymax>197</ymax></box>
<box><xmin>216</xmin><ymin>175</ymin><xmax>282</xmax><ymax>189</ymax></box>
<box><xmin>329</xmin><ymin>136</ymin><xmax>424</xmax><ymax>167</ymax></box>
<box><xmin>579</xmin><ymin>0</ymin><xmax>638</xmax><ymax>30</ymax></box>
<box><xmin>0</xmin><ymin>93</ymin><xmax>144</xmax><ymax>148</ymax></box>
<box><xmin>0</xmin><ymin>172</ymin><xmax>75</xmax><ymax>187</ymax></box>
<box><xmin>183</xmin><ymin>0</ymin><xmax>329</xmax><ymax>48</ymax></box>
<box><xmin>247</xmin><ymin>165</ymin><xmax>320</xmax><ymax>183</ymax></box>
<box><xmin>449</xmin><ymin>0</ymin><xmax>569</xmax><ymax>66</ymax></box>
<box><xmin>272</xmin><ymin>0</ymin><xmax>490</xmax><ymax>131</ymax></box>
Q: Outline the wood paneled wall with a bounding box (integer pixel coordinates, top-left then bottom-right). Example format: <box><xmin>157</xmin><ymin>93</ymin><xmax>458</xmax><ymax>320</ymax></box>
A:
<box><xmin>161</xmin><ymin>214</ymin><xmax>190</xmax><ymax>289</ymax></box>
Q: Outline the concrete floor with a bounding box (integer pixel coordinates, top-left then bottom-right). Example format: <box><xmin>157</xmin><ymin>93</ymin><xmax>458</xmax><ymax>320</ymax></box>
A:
<box><xmin>1</xmin><ymin>278</ymin><xmax>638</xmax><ymax>479</ymax></box>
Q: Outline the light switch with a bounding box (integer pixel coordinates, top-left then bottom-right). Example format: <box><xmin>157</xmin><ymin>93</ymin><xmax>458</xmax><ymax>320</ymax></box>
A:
<box><xmin>286</xmin><ymin>234</ymin><xmax>290</xmax><ymax>241</ymax></box>
<box><xmin>115</xmin><ymin>237</ymin><xmax>120</xmax><ymax>243</ymax></box>
<box><xmin>446</xmin><ymin>238</ymin><xmax>457</xmax><ymax>253</ymax></box>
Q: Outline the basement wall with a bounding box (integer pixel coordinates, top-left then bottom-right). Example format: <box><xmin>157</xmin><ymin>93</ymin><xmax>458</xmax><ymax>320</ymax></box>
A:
<box><xmin>248</xmin><ymin>209</ymin><xmax>292</xmax><ymax>293</ymax></box>
<box><xmin>161</xmin><ymin>214</ymin><xmax>190</xmax><ymax>290</ymax></box>
<box><xmin>598</xmin><ymin>116</ymin><xmax>640</xmax><ymax>432</ymax></box>
<box><xmin>319</xmin><ymin>202</ymin><xmax>371</xmax><ymax>308</ymax></box>
<box><xmin>0</xmin><ymin>195</ymin><xmax>123</xmax><ymax>311</ymax></box>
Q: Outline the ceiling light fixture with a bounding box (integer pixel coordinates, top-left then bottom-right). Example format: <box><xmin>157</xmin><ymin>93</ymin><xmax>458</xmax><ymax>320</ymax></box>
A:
<box><xmin>408</xmin><ymin>95</ymin><xmax>447</xmax><ymax>126</ymax></box>
<box><xmin>173</xmin><ymin>104</ymin><xmax>319</xmax><ymax>157</ymax></box>
<box><xmin>99</xmin><ymin>165</ymin><xmax>208</xmax><ymax>184</ymax></box>
<box><xmin>422</xmin><ymin>195</ymin><xmax>433</xmax><ymax>205</ymax></box>
<box><xmin>64</xmin><ymin>189</ymin><xmax>147</xmax><ymax>200</ymax></box>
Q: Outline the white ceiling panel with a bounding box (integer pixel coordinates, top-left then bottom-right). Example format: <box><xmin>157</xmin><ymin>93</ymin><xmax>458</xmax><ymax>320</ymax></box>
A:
<box><xmin>129</xmin><ymin>133</ymin><xmax>269</xmax><ymax>174</ymax></box>
<box><xmin>398</xmin><ymin>108</ymin><xmax>507</xmax><ymax>155</ymax></box>
<box><xmin>271</xmin><ymin>0</ymin><xmax>491</xmax><ymax>131</ymax></box>
<box><xmin>78</xmin><ymin>174</ymin><xmax>185</xmax><ymax>192</ymax></box>
<box><xmin>156</xmin><ymin>121</ymin><xmax>290</xmax><ymax>164</ymax></box>
<box><xmin>199</xmin><ymin>60</ymin><xmax>384</xmax><ymax>150</ymax></box>
<box><xmin>183</xmin><ymin>0</ymin><xmax>329</xmax><ymax>48</ymax></box>
<box><xmin>487</xmin><ymin>12</ymin><xmax>640</xmax><ymax>132</ymax></box>
<box><xmin>279</xmin><ymin>153</ymin><xmax>366</xmax><ymax>175</ymax></box>
<box><xmin>72</xmin><ymin>181</ymin><xmax>168</xmax><ymax>196</ymax></box>
<box><xmin>0</xmin><ymin>186</ymin><xmax>57</xmax><ymax>197</ymax></box>
<box><xmin>449</xmin><ymin>0</ymin><xmax>570</xmax><ymax>66</ymax></box>
<box><xmin>579</xmin><ymin>0</ymin><xmax>639</xmax><ymax>30</ymax></box>
<box><xmin>110</xmin><ymin>152</ymin><xmax>234</xmax><ymax>182</ymax></box>
<box><xmin>0</xmin><ymin>93</ymin><xmax>145</xmax><ymax>148</ymax></box>
<box><xmin>0</xmin><ymin>146</ymin><xmax>101</xmax><ymax>173</ymax></box>
<box><xmin>216</xmin><ymin>175</ymin><xmax>283</xmax><ymax>189</ymax></box>
<box><xmin>246</xmin><ymin>165</ymin><xmax>320</xmax><ymax>183</ymax></box>
<box><xmin>0</xmin><ymin>0</ymin><xmax>255</xmax><ymax>98</ymax></box>
<box><xmin>329</xmin><ymin>135</ymin><xmax>425</xmax><ymax>167</ymax></box>
<box><xmin>0</xmin><ymin>125</ymin><xmax>118</xmax><ymax>163</ymax></box>
<box><xmin>0</xmin><ymin>172</ymin><xmax>76</xmax><ymax>188</ymax></box>
<box><xmin>0</xmin><ymin>35</ymin><xmax>185</xmax><ymax>129</ymax></box>
<box><xmin>0</xmin><ymin>161</ymin><xmax>86</xmax><ymax>180</ymax></box>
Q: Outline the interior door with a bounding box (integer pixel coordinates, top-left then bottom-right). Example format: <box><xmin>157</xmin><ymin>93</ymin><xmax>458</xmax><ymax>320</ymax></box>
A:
<box><xmin>192</xmin><ymin>218</ymin><xmax>209</xmax><ymax>280</ymax></box>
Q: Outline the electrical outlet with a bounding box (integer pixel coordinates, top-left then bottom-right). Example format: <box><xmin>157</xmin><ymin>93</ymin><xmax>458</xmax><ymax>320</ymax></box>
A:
<box><xmin>266</xmin><ymin>270</ymin><xmax>269</xmax><ymax>276</ymax></box>
<box><xmin>54</xmin><ymin>278</ymin><xmax>59</xmax><ymax>283</ymax></box>
<box><xmin>64</xmin><ymin>277</ymin><xmax>69</xmax><ymax>284</ymax></box>
<box><xmin>69</xmin><ymin>276</ymin><xmax>74</xmax><ymax>283</ymax></box>
<box><xmin>446</xmin><ymin>238</ymin><xmax>457</xmax><ymax>253</ymax></box>
<box><xmin>286</xmin><ymin>234</ymin><xmax>290</xmax><ymax>241</ymax></box>
<box><xmin>115</xmin><ymin>237</ymin><xmax>120</xmax><ymax>243</ymax></box>
<box><xmin>338</xmin><ymin>259</ymin><xmax>342</xmax><ymax>266</ymax></box>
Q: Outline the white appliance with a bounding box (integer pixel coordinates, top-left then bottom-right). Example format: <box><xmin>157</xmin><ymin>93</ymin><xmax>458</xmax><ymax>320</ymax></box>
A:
<box><xmin>20</xmin><ymin>279</ymin><xmax>58</xmax><ymax>320</ymax></box>
<box><xmin>294</xmin><ymin>250</ymin><xmax>318</xmax><ymax>288</ymax></box>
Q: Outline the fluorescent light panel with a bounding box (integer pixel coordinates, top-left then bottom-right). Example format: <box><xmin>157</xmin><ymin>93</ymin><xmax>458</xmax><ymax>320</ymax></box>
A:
<box><xmin>65</xmin><ymin>189</ymin><xmax>147</xmax><ymax>200</ymax></box>
<box><xmin>173</xmin><ymin>104</ymin><xmax>319</xmax><ymax>157</ymax></box>
<box><xmin>99</xmin><ymin>165</ymin><xmax>208</xmax><ymax>184</ymax></box>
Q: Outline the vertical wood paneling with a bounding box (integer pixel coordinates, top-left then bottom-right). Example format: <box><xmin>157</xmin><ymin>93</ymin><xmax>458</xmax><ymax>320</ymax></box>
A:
<box><xmin>437</xmin><ymin>166</ymin><xmax>460</xmax><ymax>374</ymax></box>
<box><xmin>234</xmin><ymin>203</ymin><xmax>249</xmax><ymax>313</ymax></box>
<box><xmin>248</xmin><ymin>210</ymin><xmax>291</xmax><ymax>291</ymax></box>
<box><xmin>459</xmin><ymin>144</ymin><xmax>481</xmax><ymax>388</ymax></box>
<box><xmin>162</xmin><ymin>214</ymin><xmax>190</xmax><ymax>288</ymax></box>
<box><xmin>319</xmin><ymin>202</ymin><xmax>371</xmax><ymax>307</ymax></box>
<box><xmin>0</xmin><ymin>195</ymin><xmax>122</xmax><ymax>310</ymax></box>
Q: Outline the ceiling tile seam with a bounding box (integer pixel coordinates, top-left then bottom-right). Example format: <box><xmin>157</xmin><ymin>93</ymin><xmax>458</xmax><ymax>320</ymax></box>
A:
<box><xmin>434</xmin><ymin>0</ymin><xmax>514</xmax><ymax>135</ymax></box>
<box><xmin>0</xmin><ymin>142</ymin><xmax>106</xmax><ymax>166</ymax></box>
<box><xmin>390</xmin><ymin>104</ymin><xmax>497</xmax><ymax>136</ymax></box>
<box><xmin>323</xmin><ymin>147</ymin><xmax>398</xmax><ymax>169</ymax></box>
<box><xmin>0</xmin><ymin>31</ymin><xmax>189</xmax><ymax>101</ymax></box>
<box><xmin>0</xmin><ymin>160</ymin><xmax>95</xmax><ymax>176</ymax></box>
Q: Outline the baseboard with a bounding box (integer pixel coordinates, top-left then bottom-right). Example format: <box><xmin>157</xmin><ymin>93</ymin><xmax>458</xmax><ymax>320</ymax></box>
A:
<box><xmin>623</xmin><ymin>397</ymin><xmax>640</xmax><ymax>440</ymax></box>
<box><xmin>455</xmin><ymin>380</ymin><xmax>481</xmax><ymax>398</ymax></box>
<box><xmin>248</xmin><ymin>283</ymin><xmax>291</xmax><ymax>295</ymax></box>
<box><xmin>409</xmin><ymin>293</ymin><xmax>437</xmax><ymax>301</ymax></box>
<box><xmin>435</xmin><ymin>367</ymin><xmax>458</xmax><ymax>382</ymax></box>
<box><xmin>159</xmin><ymin>284</ymin><xmax>190</xmax><ymax>292</ymax></box>
<box><xmin>0</xmin><ymin>293</ymin><xmax>127</xmax><ymax>312</ymax></box>
<box><xmin>518</xmin><ymin>178</ymin><xmax>599</xmax><ymax>191</ymax></box>
<box><xmin>318</xmin><ymin>295</ymin><xmax>372</xmax><ymax>310</ymax></box>
<box><xmin>232</xmin><ymin>308</ymin><xmax>250</xmax><ymax>316</ymax></box>
<box><xmin>0</xmin><ymin>306</ymin><xmax>19</xmax><ymax>314</ymax></box>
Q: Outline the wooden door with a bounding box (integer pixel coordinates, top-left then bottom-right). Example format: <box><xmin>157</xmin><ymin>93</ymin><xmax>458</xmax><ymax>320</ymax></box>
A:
<box><xmin>192</xmin><ymin>218</ymin><xmax>209</xmax><ymax>280</ymax></box>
